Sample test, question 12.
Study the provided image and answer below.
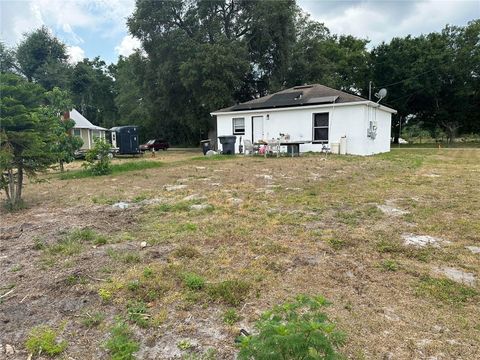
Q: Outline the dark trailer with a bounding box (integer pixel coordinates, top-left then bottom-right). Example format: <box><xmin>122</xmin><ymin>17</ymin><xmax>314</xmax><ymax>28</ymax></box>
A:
<box><xmin>109</xmin><ymin>126</ymin><xmax>140</xmax><ymax>155</ymax></box>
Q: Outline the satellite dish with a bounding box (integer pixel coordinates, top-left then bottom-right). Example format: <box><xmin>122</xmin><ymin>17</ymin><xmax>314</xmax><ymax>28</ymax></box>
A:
<box><xmin>375</xmin><ymin>88</ymin><xmax>387</xmax><ymax>103</ymax></box>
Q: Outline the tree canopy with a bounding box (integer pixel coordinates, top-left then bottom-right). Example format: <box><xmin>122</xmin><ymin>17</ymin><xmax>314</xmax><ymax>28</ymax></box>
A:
<box><xmin>1</xmin><ymin>3</ymin><xmax>479</xmax><ymax>146</ymax></box>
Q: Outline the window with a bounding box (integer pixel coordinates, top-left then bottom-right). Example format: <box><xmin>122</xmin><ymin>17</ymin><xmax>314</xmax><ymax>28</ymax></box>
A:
<box><xmin>313</xmin><ymin>113</ymin><xmax>329</xmax><ymax>143</ymax></box>
<box><xmin>73</xmin><ymin>129</ymin><xmax>81</xmax><ymax>137</ymax></box>
<box><xmin>232</xmin><ymin>117</ymin><xmax>245</xmax><ymax>135</ymax></box>
<box><xmin>92</xmin><ymin>130</ymin><xmax>100</xmax><ymax>139</ymax></box>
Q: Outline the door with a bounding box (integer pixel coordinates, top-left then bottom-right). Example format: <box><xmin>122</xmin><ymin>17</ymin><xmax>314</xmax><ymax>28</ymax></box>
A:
<box><xmin>252</xmin><ymin>116</ymin><xmax>264</xmax><ymax>143</ymax></box>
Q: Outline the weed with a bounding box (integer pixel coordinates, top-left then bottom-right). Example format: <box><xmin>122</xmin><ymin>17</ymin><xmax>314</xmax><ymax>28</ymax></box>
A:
<box><xmin>133</xmin><ymin>194</ymin><xmax>148</xmax><ymax>203</ymax></box>
<box><xmin>33</xmin><ymin>237</ymin><xmax>46</xmax><ymax>250</ymax></box>
<box><xmin>173</xmin><ymin>245</ymin><xmax>201</xmax><ymax>259</ymax></box>
<box><xmin>380</xmin><ymin>259</ymin><xmax>399</xmax><ymax>272</ymax></box>
<box><xmin>143</xmin><ymin>267</ymin><xmax>154</xmax><ymax>278</ymax></box>
<box><xmin>105</xmin><ymin>322</ymin><xmax>139</xmax><ymax>360</ymax></box>
<box><xmin>178</xmin><ymin>223</ymin><xmax>198</xmax><ymax>232</ymax></box>
<box><xmin>94</xmin><ymin>235</ymin><xmax>108</xmax><ymax>246</ymax></box>
<box><xmin>183</xmin><ymin>273</ymin><xmax>206</xmax><ymax>291</ymax></box>
<box><xmin>223</xmin><ymin>308</ymin><xmax>240</xmax><ymax>325</ymax></box>
<box><xmin>47</xmin><ymin>237</ymin><xmax>83</xmax><ymax>256</ymax></box>
<box><xmin>66</xmin><ymin>274</ymin><xmax>87</xmax><ymax>285</ymax></box>
<box><xmin>127</xmin><ymin>279</ymin><xmax>141</xmax><ymax>292</ymax></box>
<box><xmin>151</xmin><ymin>309</ymin><xmax>168</xmax><ymax>327</ymax></box>
<box><xmin>25</xmin><ymin>325</ymin><xmax>67</xmax><ymax>356</ymax></box>
<box><xmin>237</xmin><ymin>295</ymin><xmax>345</xmax><ymax>359</ymax></box>
<box><xmin>123</xmin><ymin>252</ymin><xmax>141</xmax><ymax>264</ymax></box>
<box><xmin>416</xmin><ymin>275</ymin><xmax>478</xmax><ymax>305</ymax></box>
<box><xmin>70</xmin><ymin>228</ymin><xmax>96</xmax><ymax>242</ymax></box>
<box><xmin>156</xmin><ymin>202</ymin><xmax>191</xmax><ymax>213</ymax></box>
<box><xmin>98</xmin><ymin>288</ymin><xmax>112</xmax><ymax>303</ymax></box>
<box><xmin>107</xmin><ymin>249</ymin><xmax>141</xmax><ymax>264</ymax></box>
<box><xmin>208</xmin><ymin>279</ymin><xmax>251</xmax><ymax>306</ymax></box>
<box><xmin>81</xmin><ymin>312</ymin><xmax>105</xmax><ymax>328</ymax></box>
<box><xmin>177</xmin><ymin>340</ymin><xmax>193</xmax><ymax>350</ymax></box>
<box><xmin>44</xmin><ymin>228</ymin><xmax>108</xmax><ymax>256</ymax></box>
<box><xmin>182</xmin><ymin>348</ymin><xmax>217</xmax><ymax>360</ymax></box>
<box><xmin>326</xmin><ymin>237</ymin><xmax>348</xmax><ymax>250</ymax></box>
<box><xmin>376</xmin><ymin>238</ymin><xmax>402</xmax><ymax>254</ymax></box>
<box><xmin>127</xmin><ymin>300</ymin><xmax>150</xmax><ymax>328</ymax></box>
<box><xmin>11</xmin><ymin>264</ymin><xmax>22</xmax><ymax>272</ymax></box>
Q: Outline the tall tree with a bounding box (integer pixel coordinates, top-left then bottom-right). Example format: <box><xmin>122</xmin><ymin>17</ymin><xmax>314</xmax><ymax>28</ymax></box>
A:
<box><xmin>127</xmin><ymin>0</ymin><xmax>297</xmax><ymax>144</ymax></box>
<box><xmin>0</xmin><ymin>42</ymin><xmax>17</xmax><ymax>73</ymax></box>
<box><xmin>0</xmin><ymin>73</ymin><xmax>60</xmax><ymax>209</ymax></box>
<box><xmin>15</xmin><ymin>26</ymin><xmax>69</xmax><ymax>88</ymax></box>
<box><xmin>70</xmin><ymin>58</ymin><xmax>118</xmax><ymax>128</ymax></box>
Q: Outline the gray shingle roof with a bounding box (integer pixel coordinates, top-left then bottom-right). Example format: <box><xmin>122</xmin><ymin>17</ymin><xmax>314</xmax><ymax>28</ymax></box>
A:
<box><xmin>213</xmin><ymin>84</ymin><xmax>367</xmax><ymax>113</ymax></box>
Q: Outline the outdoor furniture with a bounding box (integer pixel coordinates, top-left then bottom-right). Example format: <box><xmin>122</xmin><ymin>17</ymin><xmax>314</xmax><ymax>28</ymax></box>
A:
<box><xmin>279</xmin><ymin>141</ymin><xmax>311</xmax><ymax>157</ymax></box>
<box><xmin>265</xmin><ymin>139</ymin><xmax>280</xmax><ymax>158</ymax></box>
<box><xmin>243</xmin><ymin>139</ymin><xmax>255</xmax><ymax>155</ymax></box>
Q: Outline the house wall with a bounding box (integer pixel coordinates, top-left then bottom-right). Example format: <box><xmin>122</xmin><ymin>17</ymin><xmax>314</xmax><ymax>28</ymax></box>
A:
<box><xmin>75</xmin><ymin>128</ymin><xmax>106</xmax><ymax>150</ymax></box>
<box><xmin>215</xmin><ymin>103</ymin><xmax>392</xmax><ymax>156</ymax></box>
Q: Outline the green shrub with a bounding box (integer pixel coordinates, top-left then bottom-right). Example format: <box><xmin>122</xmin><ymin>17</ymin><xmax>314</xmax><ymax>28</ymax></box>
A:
<box><xmin>208</xmin><ymin>279</ymin><xmax>250</xmax><ymax>306</ymax></box>
<box><xmin>105</xmin><ymin>322</ymin><xmax>139</xmax><ymax>360</ymax></box>
<box><xmin>25</xmin><ymin>325</ymin><xmax>67</xmax><ymax>356</ymax></box>
<box><xmin>83</xmin><ymin>138</ymin><xmax>112</xmax><ymax>176</ymax></box>
<box><xmin>183</xmin><ymin>273</ymin><xmax>206</xmax><ymax>291</ymax></box>
<box><xmin>238</xmin><ymin>295</ymin><xmax>345</xmax><ymax>360</ymax></box>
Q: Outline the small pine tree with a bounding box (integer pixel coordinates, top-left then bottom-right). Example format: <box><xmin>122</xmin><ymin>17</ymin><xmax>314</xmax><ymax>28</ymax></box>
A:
<box><xmin>0</xmin><ymin>73</ymin><xmax>60</xmax><ymax>209</ymax></box>
<box><xmin>238</xmin><ymin>295</ymin><xmax>346</xmax><ymax>360</ymax></box>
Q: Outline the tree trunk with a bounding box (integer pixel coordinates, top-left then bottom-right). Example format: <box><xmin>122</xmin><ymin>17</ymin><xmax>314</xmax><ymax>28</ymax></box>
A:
<box><xmin>60</xmin><ymin>160</ymin><xmax>65</xmax><ymax>172</ymax></box>
<box><xmin>16</xmin><ymin>166</ymin><xmax>23</xmax><ymax>205</ymax></box>
<box><xmin>4</xmin><ymin>166</ymin><xmax>24</xmax><ymax>209</ymax></box>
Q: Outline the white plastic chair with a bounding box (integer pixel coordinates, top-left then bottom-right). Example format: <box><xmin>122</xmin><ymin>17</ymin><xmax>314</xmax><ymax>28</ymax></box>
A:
<box><xmin>243</xmin><ymin>139</ymin><xmax>255</xmax><ymax>155</ymax></box>
<box><xmin>266</xmin><ymin>139</ymin><xmax>280</xmax><ymax>158</ymax></box>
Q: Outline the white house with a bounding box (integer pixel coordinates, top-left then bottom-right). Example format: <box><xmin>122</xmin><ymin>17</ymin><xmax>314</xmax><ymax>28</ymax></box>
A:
<box><xmin>211</xmin><ymin>84</ymin><xmax>397</xmax><ymax>156</ymax></box>
<box><xmin>65</xmin><ymin>109</ymin><xmax>107</xmax><ymax>150</ymax></box>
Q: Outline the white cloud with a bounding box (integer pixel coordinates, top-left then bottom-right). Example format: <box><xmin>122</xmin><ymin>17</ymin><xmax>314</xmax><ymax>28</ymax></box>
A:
<box><xmin>1</xmin><ymin>0</ymin><xmax>135</xmax><ymax>46</ymax></box>
<box><xmin>67</xmin><ymin>45</ymin><xmax>85</xmax><ymax>64</ymax></box>
<box><xmin>115</xmin><ymin>35</ymin><xmax>141</xmax><ymax>57</ymax></box>
<box><xmin>299</xmin><ymin>0</ymin><xmax>479</xmax><ymax>46</ymax></box>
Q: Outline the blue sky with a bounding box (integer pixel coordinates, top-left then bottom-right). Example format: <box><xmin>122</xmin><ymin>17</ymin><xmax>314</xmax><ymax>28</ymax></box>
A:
<box><xmin>1</xmin><ymin>0</ymin><xmax>479</xmax><ymax>65</ymax></box>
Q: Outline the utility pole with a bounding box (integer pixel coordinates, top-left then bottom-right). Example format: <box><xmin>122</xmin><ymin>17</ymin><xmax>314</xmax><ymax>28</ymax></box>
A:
<box><xmin>369</xmin><ymin>81</ymin><xmax>372</xmax><ymax>101</ymax></box>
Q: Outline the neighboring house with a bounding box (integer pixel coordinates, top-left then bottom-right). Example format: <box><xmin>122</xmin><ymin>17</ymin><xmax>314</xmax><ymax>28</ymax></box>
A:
<box><xmin>211</xmin><ymin>84</ymin><xmax>397</xmax><ymax>156</ymax></box>
<box><xmin>64</xmin><ymin>109</ymin><xmax>107</xmax><ymax>150</ymax></box>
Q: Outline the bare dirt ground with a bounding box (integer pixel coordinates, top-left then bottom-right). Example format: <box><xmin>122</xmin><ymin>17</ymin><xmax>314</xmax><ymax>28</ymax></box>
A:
<box><xmin>1</xmin><ymin>149</ymin><xmax>479</xmax><ymax>359</ymax></box>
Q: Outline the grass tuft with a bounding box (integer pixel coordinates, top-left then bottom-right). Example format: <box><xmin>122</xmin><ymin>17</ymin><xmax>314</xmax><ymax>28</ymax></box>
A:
<box><xmin>25</xmin><ymin>325</ymin><xmax>67</xmax><ymax>356</ymax></box>
<box><xmin>208</xmin><ymin>279</ymin><xmax>251</xmax><ymax>306</ymax></box>
<box><xmin>183</xmin><ymin>273</ymin><xmax>206</xmax><ymax>291</ymax></box>
<box><xmin>416</xmin><ymin>275</ymin><xmax>478</xmax><ymax>305</ymax></box>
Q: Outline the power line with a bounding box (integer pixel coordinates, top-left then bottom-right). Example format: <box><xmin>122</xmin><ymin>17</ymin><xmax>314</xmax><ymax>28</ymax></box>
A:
<box><xmin>378</xmin><ymin>68</ymin><xmax>438</xmax><ymax>88</ymax></box>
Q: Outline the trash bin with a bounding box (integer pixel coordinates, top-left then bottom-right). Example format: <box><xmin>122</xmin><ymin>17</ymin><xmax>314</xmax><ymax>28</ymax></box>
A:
<box><xmin>200</xmin><ymin>139</ymin><xmax>211</xmax><ymax>155</ymax></box>
<box><xmin>218</xmin><ymin>135</ymin><xmax>237</xmax><ymax>155</ymax></box>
